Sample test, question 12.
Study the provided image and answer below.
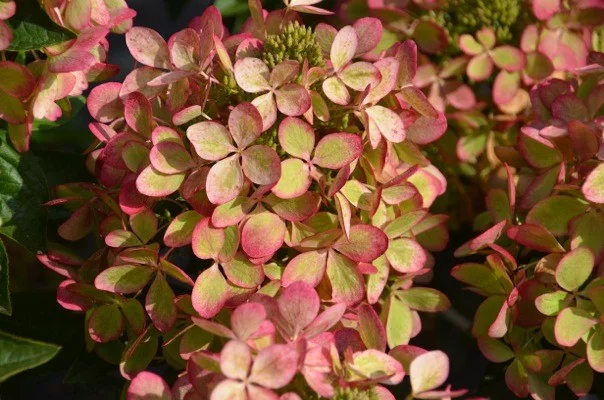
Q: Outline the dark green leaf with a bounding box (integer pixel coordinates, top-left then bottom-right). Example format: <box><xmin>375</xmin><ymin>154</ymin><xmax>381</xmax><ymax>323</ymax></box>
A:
<box><xmin>6</xmin><ymin>0</ymin><xmax>76</xmax><ymax>51</ymax></box>
<box><xmin>0</xmin><ymin>239</ymin><xmax>10</xmax><ymax>316</ymax></box>
<box><xmin>0</xmin><ymin>131</ymin><xmax>48</xmax><ymax>253</ymax></box>
<box><xmin>0</xmin><ymin>330</ymin><xmax>61</xmax><ymax>383</ymax></box>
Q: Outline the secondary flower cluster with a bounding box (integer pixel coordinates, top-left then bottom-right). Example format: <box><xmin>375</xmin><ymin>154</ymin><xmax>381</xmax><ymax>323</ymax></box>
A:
<box><xmin>339</xmin><ymin>0</ymin><xmax>604</xmax><ymax>226</ymax></box>
<box><xmin>41</xmin><ymin>1</ymin><xmax>463</xmax><ymax>398</ymax></box>
<box><xmin>0</xmin><ymin>0</ymin><xmax>135</xmax><ymax>151</ymax></box>
<box><xmin>452</xmin><ymin>56</ymin><xmax>604</xmax><ymax>398</ymax></box>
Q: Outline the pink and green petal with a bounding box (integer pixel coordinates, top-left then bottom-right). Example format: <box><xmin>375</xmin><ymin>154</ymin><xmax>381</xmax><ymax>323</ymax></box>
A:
<box><xmin>228</xmin><ymin>102</ymin><xmax>264</xmax><ymax>148</ymax></box>
<box><xmin>249</xmin><ymin>344</ymin><xmax>299</xmax><ymax>389</ymax></box>
<box><xmin>242</xmin><ymin>145</ymin><xmax>281</xmax><ymax>185</ymax></box>
<box><xmin>313</xmin><ymin>133</ymin><xmax>363</xmax><ymax>169</ymax></box>
<box><xmin>330</xmin><ymin>26</ymin><xmax>358</xmax><ymax>72</ymax></box>
<box><xmin>187</xmin><ymin>121</ymin><xmax>235</xmax><ymax>161</ymax></box>
<box><xmin>275</xmin><ymin>83</ymin><xmax>311</xmax><ymax>116</ymax></box>
<box><xmin>127</xmin><ymin>371</ymin><xmax>173</xmax><ymax>400</ymax></box>
<box><xmin>241</xmin><ymin>212</ymin><xmax>286</xmax><ymax>259</ymax></box>
<box><xmin>136</xmin><ymin>165</ymin><xmax>186</xmax><ymax>197</ymax></box>
<box><xmin>326</xmin><ymin>250</ymin><xmax>364</xmax><ymax>305</ymax></box>
<box><xmin>282</xmin><ymin>250</ymin><xmax>328</xmax><ymax>288</ymax></box>
<box><xmin>192</xmin><ymin>264</ymin><xmax>230</xmax><ymax>318</ymax></box>
<box><xmin>234</xmin><ymin>57</ymin><xmax>271</xmax><ymax>93</ymax></box>
<box><xmin>126</xmin><ymin>27</ymin><xmax>171</xmax><ymax>69</ymax></box>
<box><xmin>206</xmin><ymin>155</ymin><xmax>244</xmax><ymax>205</ymax></box>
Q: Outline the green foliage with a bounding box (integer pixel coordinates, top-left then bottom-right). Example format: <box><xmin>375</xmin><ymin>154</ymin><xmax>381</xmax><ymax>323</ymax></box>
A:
<box><xmin>0</xmin><ymin>131</ymin><xmax>48</xmax><ymax>254</ymax></box>
<box><xmin>332</xmin><ymin>387</ymin><xmax>379</xmax><ymax>400</ymax></box>
<box><xmin>6</xmin><ymin>0</ymin><xmax>76</xmax><ymax>51</ymax></box>
<box><xmin>0</xmin><ymin>330</ymin><xmax>61</xmax><ymax>383</ymax></box>
<box><xmin>262</xmin><ymin>22</ymin><xmax>324</xmax><ymax>69</ymax></box>
<box><xmin>0</xmin><ymin>240</ymin><xmax>9</xmax><ymax>316</ymax></box>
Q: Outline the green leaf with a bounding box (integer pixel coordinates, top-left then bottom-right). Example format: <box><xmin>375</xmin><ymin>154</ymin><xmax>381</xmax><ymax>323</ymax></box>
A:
<box><xmin>395</xmin><ymin>287</ymin><xmax>450</xmax><ymax>312</ymax></box>
<box><xmin>6</xmin><ymin>0</ymin><xmax>76</xmax><ymax>51</ymax></box>
<box><xmin>386</xmin><ymin>295</ymin><xmax>413</xmax><ymax>348</ymax></box>
<box><xmin>0</xmin><ymin>239</ymin><xmax>10</xmax><ymax>316</ymax></box>
<box><xmin>0</xmin><ymin>131</ymin><xmax>48</xmax><ymax>253</ymax></box>
<box><xmin>555</xmin><ymin>248</ymin><xmax>594</xmax><ymax>292</ymax></box>
<box><xmin>0</xmin><ymin>330</ymin><xmax>61</xmax><ymax>383</ymax></box>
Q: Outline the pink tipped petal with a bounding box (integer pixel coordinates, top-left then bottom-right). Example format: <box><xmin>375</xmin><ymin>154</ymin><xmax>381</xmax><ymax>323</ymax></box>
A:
<box><xmin>533</xmin><ymin>0</ymin><xmax>560</xmax><ymax>20</ymax></box>
<box><xmin>187</xmin><ymin>121</ymin><xmax>234</xmax><ymax>161</ymax></box>
<box><xmin>234</xmin><ymin>57</ymin><xmax>271</xmax><ymax>93</ymax></box>
<box><xmin>164</xmin><ymin>211</ymin><xmax>203</xmax><ymax>247</ymax></box>
<box><xmin>136</xmin><ymin>165</ymin><xmax>185</xmax><ymax>197</ymax></box>
<box><xmin>168</xmin><ymin>28</ymin><xmax>201</xmax><ymax>71</ymax></box>
<box><xmin>206</xmin><ymin>155</ymin><xmax>244</xmax><ymax>205</ymax></box>
<box><xmin>270</xmin><ymin>60</ymin><xmax>300</xmax><ymax>87</ymax></box>
<box><xmin>398</xmin><ymin>86</ymin><xmax>438</xmax><ymax>118</ymax></box>
<box><xmin>493</xmin><ymin>71</ymin><xmax>521</xmax><ymax>106</ymax></box>
<box><xmin>339</xmin><ymin>62</ymin><xmax>381</xmax><ymax>91</ymax></box>
<box><xmin>386</xmin><ymin>238</ymin><xmax>427</xmax><ymax>273</ymax></box>
<box><xmin>554</xmin><ymin>307</ymin><xmax>597</xmax><ymax>347</ymax></box>
<box><xmin>331</xmin><ymin>26</ymin><xmax>358</xmax><ymax>71</ymax></box>
<box><xmin>458</xmin><ymin>34</ymin><xmax>483</xmax><ymax>56</ymax></box>
<box><xmin>275</xmin><ymin>84</ymin><xmax>311</xmax><ymax>116</ymax></box>
<box><xmin>145</xmin><ymin>273</ymin><xmax>176</xmax><ymax>332</ymax></box>
<box><xmin>124</xmin><ymin>92</ymin><xmax>154</xmax><ymax>136</ymax></box>
<box><xmin>231</xmin><ymin>302</ymin><xmax>267</xmax><ymax>340</ymax></box>
<box><xmin>313</xmin><ymin>133</ymin><xmax>363</xmax><ymax>169</ymax></box>
<box><xmin>228</xmin><ymin>102</ymin><xmax>264</xmax><ymax>148</ymax></box>
<box><xmin>366</xmin><ymin>106</ymin><xmax>406</xmax><ymax>143</ymax></box>
<box><xmin>333</xmin><ymin>224</ymin><xmax>389</xmax><ymax>263</ymax></box>
<box><xmin>353</xmin><ymin>18</ymin><xmax>382</xmax><ymax>55</ymax></box>
<box><xmin>322</xmin><ymin>76</ymin><xmax>350</xmax><ymax>105</ymax></box>
<box><xmin>252</xmin><ymin>92</ymin><xmax>278</xmax><ymax>131</ymax></box>
<box><xmin>120</xmin><ymin>67</ymin><xmax>165</xmax><ymax>99</ymax></box>
<box><xmin>0</xmin><ymin>61</ymin><xmax>36</xmax><ymax>98</ymax></box>
<box><xmin>491</xmin><ymin>46</ymin><xmax>526</xmax><ymax>72</ymax></box>
<box><xmin>282</xmin><ymin>250</ymin><xmax>328</xmax><ymax>288</ymax></box>
<box><xmin>192</xmin><ymin>264</ymin><xmax>230</xmax><ymax>318</ymax></box>
<box><xmin>326</xmin><ymin>250</ymin><xmax>365</xmax><ymax>305</ymax></box>
<box><xmin>278</xmin><ymin>117</ymin><xmax>315</xmax><ymax>159</ymax></box>
<box><xmin>95</xmin><ymin>265</ymin><xmax>154</xmax><ymax>294</ymax></box>
<box><xmin>583</xmin><ymin>164</ymin><xmax>604</xmax><ymax>204</ymax></box>
<box><xmin>128</xmin><ymin>371</ymin><xmax>172</xmax><ymax>400</ymax></box>
<box><xmin>126</xmin><ymin>27</ymin><xmax>171</xmax><ymax>69</ymax></box>
<box><xmin>409</xmin><ymin>350</ymin><xmax>449</xmax><ymax>394</ymax></box>
<box><xmin>242</xmin><ymin>145</ymin><xmax>281</xmax><ymax>185</ymax></box>
<box><xmin>507</xmin><ymin>224</ymin><xmax>564</xmax><ymax>253</ymax></box>
<box><xmin>395</xmin><ymin>40</ymin><xmax>418</xmax><ymax>85</ymax></box>
<box><xmin>366</xmin><ymin>57</ymin><xmax>399</xmax><ymax>104</ymax></box>
<box><xmin>249</xmin><ymin>344</ymin><xmax>299</xmax><ymax>389</ymax></box>
<box><xmin>191</xmin><ymin>218</ymin><xmax>225</xmax><ymax>260</ymax></box>
<box><xmin>271</xmin><ymin>159</ymin><xmax>312</xmax><ymax>199</ymax></box>
<box><xmin>221</xmin><ymin>340</ymin><xmax>252</xmax><ymax>380</ymax></box>
<box><xmin>87</xmin><ymin>82</ymin><xmax>123</xmax><ymax>123</ymax></box>
<box><xmin>466</xmin><ymin>53</ymin><xmax>493</xmax><ymax>82</ymax></box>
<box><xmin>278</xmin><ymin>281</ymin><xmax>320</xmax><ymax>338</ymax></box>
<box><xmin>551</xmin><ymin>93</ymin><xmax>589</xmax><ymax>123</ymax></box>
<box><xmin>241</xmin><ymin>212</ymin><xmax>285</xmax><ymax>259</ymax></box>
<box><xmin>150</xmin><ymin>142</ymin><xmax>194</xmax><ymax>174</ymax></box>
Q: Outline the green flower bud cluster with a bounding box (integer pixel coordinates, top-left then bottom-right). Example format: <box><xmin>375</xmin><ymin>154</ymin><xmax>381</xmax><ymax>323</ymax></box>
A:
<box><xmin>435</xmin><ymin>0</ymin><xmax>522</xmax><ymax>44</ymax></box>
<box><xmin>262</xmin><ymin>21</ymin><xmax>324</xmax><ymax>69</ymax></box>
<box><xmin>332</xmin><ymin>387</ymin><xmax>379</xmax><ymax>400</ymax></box>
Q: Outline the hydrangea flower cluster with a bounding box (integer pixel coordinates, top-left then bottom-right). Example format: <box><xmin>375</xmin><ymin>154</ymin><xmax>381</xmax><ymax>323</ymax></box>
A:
<box><xmin>452</xmin><ymin>55</ymin><xmax>604</xmax><ymax>398</ymax></box>
<box><xmin>339</xmin><ymin>0</ymin><xmax>603</xmax><ymax>227</ymax></box>
<box><xmin>40</xmin><ymin>1</ymin><xmax>465</xmax><ymax>398</ymax></box>
<box><xmin>0</xmin><ymin>0</ymin><xmax>135</xmax><ymax>151</ymax></box>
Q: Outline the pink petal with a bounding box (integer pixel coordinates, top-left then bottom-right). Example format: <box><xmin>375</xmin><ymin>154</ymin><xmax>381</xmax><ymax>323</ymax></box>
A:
<box><xmin>127</xmin><ymin>371</ymin><xmax>172</xmax><ymax>400</ymax></box>
<box><xmin>136</xmin><ymin>165</ymin><xmax>185</xmax><ymax>197</ymax></box>
<box><xmin>192</xmin><ymin>264</ymin><xmax>230</xmax><ymax>318</ymax></box>
<box><xmin>249</xmin><ymin>344</ymin><xmax>299</xmax><ymax>389</ymax></box>
<box><xmin>367</xmin><ymin>105</ymin><xmax>406</xmax><ymax>143</ymax></box>
<box><xmin>231</xmin><ymin>302</ymin><xmax>267</xmax><ymax>341</ymax></box>
<box><xmin>269</xmin><ymin>60</ymin><xmax>299</xmax><ymax>87</ymax></box>
<box><xmin>333</xmin><ymin>224</ymin><xmax>389</xmax><ymax>263</ymax></box>
<box><xmin>0</xmin><ymin>61</ymin><xmax>36</xmax><ymax>98</ymax></box>
<box><xmin>532</xmin><ymin>0</ymin><xmax>560</xmax><ymax>20</ymax></box>
<box><xmin>278</xmin><ymin>281</ymin><xmax>320</xmax><ymax>338</ymax></box>
<box><xmin>126</xmin><ymin>27</ymin><xmax>171</xmax><ymax>69</ymax></box>
<box><xmin>331</xmin><ymin>26</ymin><xmax>358</xmax><ymax>71</ymax></box>
<box><xmin>87</xmin><ymin>82</ymin><xmax>123</xmax><ymax>122</ymax></box>
<box><xmin>282</xmin><ymin>250</ymin><xmax>328</xmax><ymax>288</ymax></box>
<box><xmin>191</xmin><ymin>218</ymin><xmax>225</xmax><ymax>260</ymax></box>
<box><xmin>242</xmin><ymin>145</ymin><xmax>281</xmax><ymax>185</ymax></box>
<box><xmin>228</xmin><ymin>102</ymin><xmax>264</xmax><ymax>148</ymax></box>
<box><xmin>339</xmin><ymin>62</ymin><xmax>381</xmax><ymax>91</ymax></box>
<box><xmin>353</xmin><ymin>18</ymin><xmax>382</xmax><ymax>55</ymax></box>
<box><xmin>493</xmin><ymin>71</ymin><xmax>521</xmax><ymax>106</ymax></box>
<box><xmin>278</xmin><ymin>117</ymin><xmax>315</xmax><ymax>159</ymax></box>
<box><xmin>252</xmin><ymin>92</ymin><xmax>278</xmax><ymax>131</ymax></box>
<box><xmin>275</xmin><ymin>84</ymin><xmax>311</xmax><ymax>116</ymax></box>
<box><xmin>583</xmin><ymin>163</ymin><xmax>604</xmax><ymax>204</ymax></box>
<box><xmin>313</xmin><ymin>132</ymin><xmax>363</xmax><ymax>169</ymax></box>
<box><xmin>221</xmin><ymin>340</ymin><xmax>252</xmax><ymax>380</ymax></box>
<box><xmin>458</xmin><ymin>34</ymin><xmax>483</xmax><ymax>56</ymax></box>
<box><xmin>241</xmin><ymin>212</ymin><xmax>285</xmax><ymax>259</ymax></box>
<box><xmin>150</xmin><ymin>142</ymin><xmax>193</xmax><ymax>174</ymax></box>
<box><xmin>491</xmin><ymin>46</ymin><xmax>526</xmax><ymax>72</ymax></box>
<box><xmin>466</xmin><ymin>53</ymin><xmax>493</xmax><ymax>82</ymax></box>
<box><xmin>120</xmin><ymin>67</ymin><xmax>165</xmax><ymax>99</ymax></box>
<box><xmin>322</xmin><ymin>76</ymin><xmax>350</xmax><ymax>105</ymax></box>
<box><xmin>326</xmin><ymin>250</ymin><xmax>365</xmax><ymax>305</ymax></box>
<box><xmin>168</xmin><ymin>28</ymin><xmax>201</xmax><ymax>71</ymax></box>
<box><xmin>395</xmin><ymin>40</ymin><xmax>418</xmax><ymax>85</ymax></box>
<box><xmin>187</xmin><ymin>121</ymin><xmax>235</xmax><ymax>161</ymax></box>
<box><xmin>206</xmin><ymin>155</ymin><xmax>244</xmax><ymax>205</ymax></box>
<box><xmin>234</xmin><ymin>57</ymin><xmax>271</xmax><ymax>93</ymax></box>
<box><xmin>124</xmin><ymin>92</ymin><xmax>154</xmax><ymax>136</ymax></box>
